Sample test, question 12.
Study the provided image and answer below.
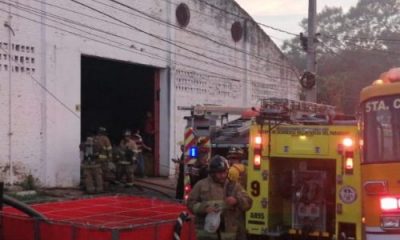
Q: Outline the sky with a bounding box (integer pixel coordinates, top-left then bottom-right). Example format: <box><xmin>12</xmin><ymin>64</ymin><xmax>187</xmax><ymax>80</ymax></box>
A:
<box><xmin>235</xmin><ymin>0</ymin><xmax>359</xmax><ymax>45</ymax></box>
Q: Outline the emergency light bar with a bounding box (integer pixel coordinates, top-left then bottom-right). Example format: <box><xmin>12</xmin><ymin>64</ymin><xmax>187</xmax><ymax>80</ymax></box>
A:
<box><xmin>189</xmin><ymin>147</ymin><xmax>198</xmax><ymax>158</ymax></box>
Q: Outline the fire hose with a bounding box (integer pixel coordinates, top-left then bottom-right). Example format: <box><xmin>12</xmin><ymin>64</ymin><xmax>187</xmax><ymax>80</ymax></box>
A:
<box><xmin>173</xmin><ymin>211</ymin><xmax>190</xmax><ymax>240</ymax></box>
<box><xmin>3</xmin><ymin>194</ymin><xmax>47</xmax><ymax>221</ymax></box>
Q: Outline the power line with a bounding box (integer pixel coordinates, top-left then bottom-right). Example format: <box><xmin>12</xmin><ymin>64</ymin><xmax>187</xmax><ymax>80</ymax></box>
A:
<box><xmin>0</xmin><ymin>2</ymin><xmax>272</xmax><ymax>83</ymax></box>
<box><xmin>1</xmin><ymin>0</ymin><xmax>299</xmax><ymax>96</ymax></box>
<box><xmin>16</xmin><ymin>0</ymin><xmax>300</xmax><ymax>79</ymax></box>
<box><xmin>94</xmin><ymin>0</ymin><xmax>299</xmax><ymax>74</ymax></box>
<box><xmin>176</xmin><ymin>0</ymin><xmax>400</xmax><ymax>58</ymax></box>
<box><xmin>0</xmin><ymin>9</ymin><xmax>245</xmax><ymax>119</ymax></box>
<box><xmin>0</xmin><ymin>5</ymin><xmax>276</xmax><ymax>96</ymax></box>
<box><xmin>69</xmin><ymin>0</ymin><xmax>272</xmax><ymax>80</ymax></box>
<box><xmin>71</xmin><ymin>0</ymin><xmax>297</xmax><ymax>81</ymax></box>
<box><xmin>194</xmin><ymin>0</ymin><xmax>298</xmax><ymax>36</ymax></box>
<box><xmin>320</xmin><ymin>33</ymin><xmax>400</xmax><ymax>56</ymax></box>
<box><xmin>0</xmin><ymin>5</ymin><xmax>238</xmax><ymax>84</ymax></box>
<box><xmin>4</xmin><ymin>1</ymin><xmax>243</xmax><ymax>76</ymax></box>
<box><xmin>348</xmin><ymin>36</ymin><xmax>400</xmax><ymax>43</ymax></box>
<box><xmin>27</xmin><ymin>0</ymin><xmax>295</xmax><ymax>74</ymax></box>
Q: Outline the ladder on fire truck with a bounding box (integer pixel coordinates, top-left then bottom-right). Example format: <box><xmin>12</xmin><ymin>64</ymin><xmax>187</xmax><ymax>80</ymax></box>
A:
<box><xmin>258</xmin><ymin>97</ymin><xmax>338</xmax><ymax>124</ymax></box>
<box><xmin>257</xmin><ymin>98</ymin><xmax>353</xmax><ymax>158</ymax></box>
<box><xmin>178</xmin><ymin>105</ymin><xmax>252</xmax><ymax>117</ymax></box>
<box><xmin>178</xmin><ymin>104</ymin><xmax>255</xmax><ymax>135</ymax></box>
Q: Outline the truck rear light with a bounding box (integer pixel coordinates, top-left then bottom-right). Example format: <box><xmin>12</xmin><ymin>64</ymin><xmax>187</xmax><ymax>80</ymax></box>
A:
<box><xmin>345</xmin><ymin>158</ymin><xmax>353</xmax><ymax>169</ymax></box>
<box><xmin>254</xmin><ymin>154</ymin><xmax>261</xmax><ymax>169</ymax></box>
<box><xmin>338</xmin><ymin>137</ymin><xmax>354</xmax><ymax>154</ymax></box>
<box><xmin>254</xmin><ymin>135</ymin><xmax>262</xmax><ymax>146</ymax></box>
<box><xmin>380</xmin><ymin>197</ymin><xmax>399</xmax><ymax>211</ymax></box>
<box><xmin>184</xmin><ymin>184</ymin><xmax>191</xmax><ymax>192</ymax></box>
<box><xmin>342</xmin><ymin>137</ymin><xmax>353</xmax><ymax>147</ymax></box>
<box><xmin>183</xmin><ymin>184</ymin><xmax>191</xmax><ymax>201</ymax></box>
<box><xmin>345</xmin><ymin>157</ymin><xmax>354</xmax><ymax>174</ymax></box>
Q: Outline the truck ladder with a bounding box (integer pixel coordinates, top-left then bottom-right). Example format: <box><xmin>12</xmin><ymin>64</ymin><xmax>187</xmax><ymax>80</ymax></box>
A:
<box><xmin>259</xmin><ymin>98</ymin><xmax>336</xmax><ymax>122</ymax></box>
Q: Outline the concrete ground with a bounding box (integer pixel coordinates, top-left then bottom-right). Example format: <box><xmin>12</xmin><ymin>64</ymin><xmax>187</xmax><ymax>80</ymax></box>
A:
<box><xmin>6</xmin><ymin>176</ymin><xmax>180</xmax><ymax>204</ymax></box>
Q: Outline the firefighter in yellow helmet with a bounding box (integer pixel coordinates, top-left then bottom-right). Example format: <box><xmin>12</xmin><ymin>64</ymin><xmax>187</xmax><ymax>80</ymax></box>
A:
<box><xmin>187</xmin><ymin>155</ymin><xmax>252</xmax><ymax>240</ymax></box>
<box><xmin>226</xmin><ymin>147</ymin><xmax>248</xmax><ymax>240</ymax></box>
<box><xmin>226</xmin><ymin>147</ymin><xmax>246</xmax><ymax>188</ymax></box>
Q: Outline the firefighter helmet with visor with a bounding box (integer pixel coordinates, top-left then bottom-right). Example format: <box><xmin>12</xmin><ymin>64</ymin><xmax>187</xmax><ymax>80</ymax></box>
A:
<box><xmin>208</xmin><ymin>155</ymin><xmax>229</xmax><ymax>173</ymax></box>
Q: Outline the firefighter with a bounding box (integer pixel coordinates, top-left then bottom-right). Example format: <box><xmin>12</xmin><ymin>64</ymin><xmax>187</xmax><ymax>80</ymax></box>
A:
<box><xmin>226</xmin><ymin>147</ymin><xmax>247</xmax><ymax>240</ymax></box>
<box><xmin>187</xmin><ymin>155</ymin><xmax>252</xmax><ymax>240</ymax></box>
<box><xmin>143</xmin><ymin>111</ymin><xmax>155</xmax><ymax>150</ymax></box>
<box><xmin>226</xmin><ymin>147</ymin><xmax>246</xmax><ymax>188</ymax></box>
<box><xmin>188</xmin><ymin>137</ymin><xmax>210</xmax><ymax>187</ymax></box>
<box><xmin>132</xmin><ymin>129</ymin><xmax>151</xmax><ymax>178</ymax></box>
<box><xmin>93</xmin><ymin>127</ymin><xmax>114</xmax><ymax>190</ymax></box>
<box><xmin>118</xmin><ymin>130</ymin><xmax>138</xmax><ymax>186</ymax></box>
<box><xmin>81</xmin><ymin>136</ymin><xmax>103</xmax><ymax>194</ymax></box>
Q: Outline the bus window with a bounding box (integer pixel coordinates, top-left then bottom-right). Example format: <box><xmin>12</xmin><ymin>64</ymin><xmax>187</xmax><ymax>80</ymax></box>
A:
<box><xmin>362</xmin><ymin>95</ymin><xmax>400</xmax><ymax>163</ymax></box>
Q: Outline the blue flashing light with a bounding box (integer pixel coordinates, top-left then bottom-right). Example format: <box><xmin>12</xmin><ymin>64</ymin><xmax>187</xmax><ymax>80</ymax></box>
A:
<box><xmin>189</xmin><ymin>146</ymin><xmax>198</xmax><ymax>158</ymax></box>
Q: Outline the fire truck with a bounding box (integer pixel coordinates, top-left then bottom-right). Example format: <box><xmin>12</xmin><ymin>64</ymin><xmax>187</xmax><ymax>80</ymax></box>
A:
<box><xmin>246</xmin><ymin>98</ymin><xmax>362</xmax><ymax>240</ymax></box>
<box><xmin>178</xmin><ymin>105</ymin><xmax>254</xmax><ymax>200</ymax></box>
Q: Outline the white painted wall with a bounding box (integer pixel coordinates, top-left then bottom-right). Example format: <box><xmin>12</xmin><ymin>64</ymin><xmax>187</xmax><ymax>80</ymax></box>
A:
<box><xmin>0</xmin><ymin>0</ymin><xmax>299</xmax><ymax>186</ymax></box>
<box><xmin>171</xmin><ymin>0</ymin><xmax>300</xmax><ymax>163</ymax></box>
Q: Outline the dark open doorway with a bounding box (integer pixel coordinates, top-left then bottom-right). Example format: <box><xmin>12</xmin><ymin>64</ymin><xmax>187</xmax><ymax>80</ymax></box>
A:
<box><xmin>81</xmin><ymin>55</ymin><xmax>159</xmax><ymax>175</ymax></box>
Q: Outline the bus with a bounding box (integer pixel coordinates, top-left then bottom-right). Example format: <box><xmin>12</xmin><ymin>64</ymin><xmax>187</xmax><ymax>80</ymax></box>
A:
<box><xmin>360</xmin><ymin>68</ymin><xmax>400</xmax><ymax>239</ymax></box>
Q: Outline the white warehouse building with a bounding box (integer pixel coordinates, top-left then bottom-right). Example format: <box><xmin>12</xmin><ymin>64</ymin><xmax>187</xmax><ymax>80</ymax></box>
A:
<box><xmin>0</xmin><ymin>0</ymin><xmax>299</xmax><ymax>187</ymax></box>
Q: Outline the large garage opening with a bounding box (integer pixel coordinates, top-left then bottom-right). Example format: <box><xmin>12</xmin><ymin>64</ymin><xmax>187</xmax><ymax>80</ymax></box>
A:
<box><xmin>81</xmin><ymin>55</ymin><xmax>159</xmax><ymax>176</ymax></box>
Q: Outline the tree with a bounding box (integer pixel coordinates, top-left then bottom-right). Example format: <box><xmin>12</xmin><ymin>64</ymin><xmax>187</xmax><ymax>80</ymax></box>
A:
<box><xmin>282</xmin><ymin>0</ymin><xmax>400</xmax><ymax>114</ymax></box>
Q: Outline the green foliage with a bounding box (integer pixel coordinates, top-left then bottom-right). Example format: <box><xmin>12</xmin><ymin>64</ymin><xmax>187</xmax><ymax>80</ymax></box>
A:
<box><xmin>282</xmin><ymin>0</ymin><xmax>400</xmax><ymax>113</ymax></box>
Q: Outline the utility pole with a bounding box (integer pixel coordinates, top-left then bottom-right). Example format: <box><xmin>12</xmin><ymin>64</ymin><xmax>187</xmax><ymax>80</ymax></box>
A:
<box><xmin>4</xmin><ymin>10</ymin><xmax>15</xmax><ymax>185</ymax></box>
<box><xmin>306</xmin><ymin>0</ymin><xmax>317</xmax><ymax>102</ymax></box>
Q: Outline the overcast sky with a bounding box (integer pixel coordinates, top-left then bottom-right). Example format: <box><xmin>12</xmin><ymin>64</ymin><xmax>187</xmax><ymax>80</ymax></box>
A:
<box><xmin>234</xmin><ymin>0</ymin><xmax>358</xmax><ymax>45</ymax></box>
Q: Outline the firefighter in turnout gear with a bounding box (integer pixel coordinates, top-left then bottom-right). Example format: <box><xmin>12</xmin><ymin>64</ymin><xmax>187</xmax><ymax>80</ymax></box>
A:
<box><xmin>132</xmin><ymin>129</ymin><xmax>151</xmax><ymax>178</ymax></box>
<box><xmin>118</xmin><ymin>130</ymin><xmax>138</xmax><ymax>186</ymax></box>
<box><xmin>187</xmin><ymin>155</ymin><xmax>252</xmax><ymax>240</ymax></box>
<box><xmin>226</xmin><ymin>147</ymin><xmax>247</xmax><ymax>240</ymax></box>
<box><xmin>227</xmin><ymin>147</ymin><xmax>246</xmax><ymax>188</ymax></box>
<box><xmin>93</xmin><ymin>127</ymin><xmax>114</xmax><ymax>191</ymax></box>
<box><xmin>81</xmin><ymin>136</ymin><xmax>103</xmax><ymax>194</ymax></box>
